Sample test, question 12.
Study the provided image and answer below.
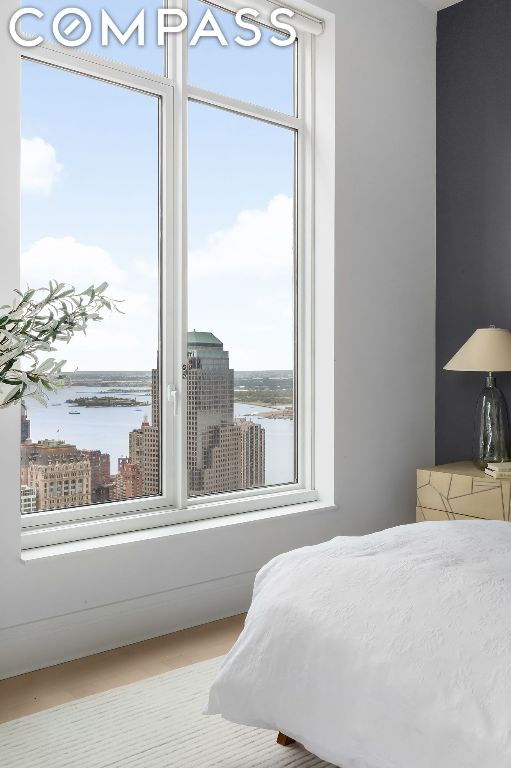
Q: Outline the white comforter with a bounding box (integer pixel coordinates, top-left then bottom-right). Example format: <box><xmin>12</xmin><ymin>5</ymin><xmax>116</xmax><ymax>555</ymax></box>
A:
<box><xmin>207</xmin><ymin>521</ymin><xmax>511</xmax><ymax>767</ymax></box>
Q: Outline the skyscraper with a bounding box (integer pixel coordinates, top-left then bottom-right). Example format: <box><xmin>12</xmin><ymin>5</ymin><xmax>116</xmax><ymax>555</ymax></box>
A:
<box><xmin>151</xmin><ymin>363</ymin><xmax>159</xmax><ymax>431</ymax></box>
<box><xmin>81</xmin><ymin>449</ymin><xmax>112</xmax><ymax>503</ymax></box>
<box><xmin>238</xmin><ymin>418</ymin><xmax>266</xmax><ymax>488</ymax></box>
<box><xmin>201</xmin><ymin>423</ymin><xmax>244</xmax><ymax>494</ymax></box>
<box><xmin>187</xmin><ymin>332</ymin><xmax>234</xmax><ymax>493</ymax></box>
<box><xmin>127</xmin><ymin>360</ymin><xmax>160</xmax><ymax>498</ymax></box>
<box><xmin>72</xmin><ymin>332</ymin><xmax>264</xmax><ymax>505</ymax></box>
<box><xmin>112</xmin><ymin>457</ymin><xmax>143</xmax><ymax>500</ymax></box>
<box><xmin>186</xmin><ymin>332</ymin><xmax>265</xmax><ymax>496</ymax></box>
<box><xmin>21</xmin><ymin>400</ymin><xmax>30</xmax><ymax>444</ymax></box>
<box><xmin>128</xmin><ymin>416</ymin><xmax>159</xmax><ymax>496</ymax></box>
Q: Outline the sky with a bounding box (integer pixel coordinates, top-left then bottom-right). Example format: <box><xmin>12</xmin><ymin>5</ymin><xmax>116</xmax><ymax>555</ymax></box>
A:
<box><xmin>20</xmin><ymin>0</ymin><xmax>296</xmax><ymax>371</ymax></box>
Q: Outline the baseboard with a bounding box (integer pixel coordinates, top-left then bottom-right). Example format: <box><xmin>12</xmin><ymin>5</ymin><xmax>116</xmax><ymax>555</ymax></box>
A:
<box><xmin>0</xmin><ymin>570</ymin><xmax>256</xmax><ymax>680</ymax></box>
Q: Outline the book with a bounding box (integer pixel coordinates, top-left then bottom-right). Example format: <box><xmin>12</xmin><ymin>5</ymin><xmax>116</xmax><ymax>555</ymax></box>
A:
<box><xmin>485</xmin><ymin>468</ymin><xmax>511</xmax><ymax>479</ymax></box>
<box><xmin>487</xmin><ymin>462</ymin><xmax>511</xmax><ymax>471</ymax></box>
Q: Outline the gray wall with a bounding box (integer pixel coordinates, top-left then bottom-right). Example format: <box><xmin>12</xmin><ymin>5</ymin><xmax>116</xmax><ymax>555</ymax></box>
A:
<box><xmin>437</xmin><ymin>0</ymin><xmax>511</xmax><ymax>464</ymax></box>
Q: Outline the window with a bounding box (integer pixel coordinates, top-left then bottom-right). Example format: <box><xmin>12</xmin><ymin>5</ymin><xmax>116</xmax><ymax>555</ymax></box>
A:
<box><xmin>21</xmin><ymin>1</ymin><xmax>165</xmax><ymax>73</ymax></box>
<box><xmin>187</xmin><ymin>103</ymin><xmax>296</xmax><ymax>497</ymax></box>
<box><xmin>20</xmin><ymin>58</ymin><xmax>164</xmax><ymax>518</ymax></box>
<box><xmin>17</xmin><ymin>0</ymin><xmax>324</xmax><ymax>549</ymax></box>
<box><xmin>187</xmin><ymin>0</ymin><xmax>296</xmax><ymax>114</ymax></box>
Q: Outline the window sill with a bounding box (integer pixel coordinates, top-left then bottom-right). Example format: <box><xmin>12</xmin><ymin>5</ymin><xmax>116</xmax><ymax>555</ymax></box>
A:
<box><xmin>21</xmin><ymin>495</ymin><xmax>334</xmax><ymax>563</ymax></box>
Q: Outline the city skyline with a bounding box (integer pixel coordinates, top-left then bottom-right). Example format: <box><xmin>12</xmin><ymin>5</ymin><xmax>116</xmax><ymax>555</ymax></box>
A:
<box><xmin>20</xmin><ymin>331</ymin><xmax>271</xmax><ymax>512</ymax></box>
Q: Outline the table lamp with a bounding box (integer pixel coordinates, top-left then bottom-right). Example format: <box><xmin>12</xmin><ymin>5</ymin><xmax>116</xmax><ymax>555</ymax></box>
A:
<box><xmin>444</xmin><ymin>327</ymin><xmax>511</xmax><ymax>468</ymax></box>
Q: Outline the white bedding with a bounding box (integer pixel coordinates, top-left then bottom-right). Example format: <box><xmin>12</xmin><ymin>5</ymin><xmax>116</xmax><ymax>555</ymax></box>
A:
<box><xmin>207</xmin><ymin>521</ymin><xmax>511</xmax><ymax>768</ymax></box>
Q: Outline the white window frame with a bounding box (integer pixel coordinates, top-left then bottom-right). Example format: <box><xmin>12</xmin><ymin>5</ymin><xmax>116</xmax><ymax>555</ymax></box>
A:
<box><xmin>19</xmin><ymin>0</ymin><xmax>323</xmax><ymax>550</ymax></box>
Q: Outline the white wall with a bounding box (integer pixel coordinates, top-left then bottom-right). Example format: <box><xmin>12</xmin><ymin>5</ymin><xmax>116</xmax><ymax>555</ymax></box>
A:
<box><xmin>0</xmin><ymin>0</ymin><xmax>436</xmax><ymax>678</ymax></box>
<box><xmin>331</xmin><ymin>0</ymin><xmax>437</xmax><ymax>533</ymax></box>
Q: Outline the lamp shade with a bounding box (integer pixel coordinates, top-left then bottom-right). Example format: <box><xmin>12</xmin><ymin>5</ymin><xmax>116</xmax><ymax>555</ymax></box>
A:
<box><xmin>444</xmin><ymin>328</ymin><xmax>511</xmax><ymax>372</ymax></box>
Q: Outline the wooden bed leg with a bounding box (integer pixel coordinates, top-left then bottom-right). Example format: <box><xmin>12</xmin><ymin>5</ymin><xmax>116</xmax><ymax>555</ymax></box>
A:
<box><xmin>277</xmin><ymin>732</ymin><xmax>296</xmax><ymax>747</ymax></box>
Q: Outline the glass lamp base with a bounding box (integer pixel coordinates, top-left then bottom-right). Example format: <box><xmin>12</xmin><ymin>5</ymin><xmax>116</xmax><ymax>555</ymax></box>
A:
<box><xmin>473</xmin><ymin>376</ymin><xmax>511</xmax><ymax>469</ymax></box>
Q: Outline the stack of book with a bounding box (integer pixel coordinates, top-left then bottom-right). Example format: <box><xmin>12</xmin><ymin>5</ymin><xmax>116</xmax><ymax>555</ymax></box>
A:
<box><xmin>485</xmin><ymin>462</ymin><xmax>511</xmax><ymax>479</ymax></box>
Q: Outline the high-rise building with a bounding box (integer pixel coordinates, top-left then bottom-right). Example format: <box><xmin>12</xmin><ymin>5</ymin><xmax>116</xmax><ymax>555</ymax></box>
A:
<box><xmin>126</xmin><ymin>358</ymin><xmax>161</xmax><ymax>497</ymax></box>
<box><xmin>21</xmin><ymin>440</ymin><xmax>82</xmax><ymax>485</ymax></box>
<box><xmin>20</xmin><ymin>485</ymin><xmax>37</xmax><ymax>514</ymax></box>
<box><xmin>21</xmin><ymin>400</ymin><xmax>31</xmax><ymax>444</ymax></box>
<box><xmin>202</xmin><ymin>423</ymin><xmax>243</xmax><ymax>494</ymax></box>
<box><xmin>81</xmin><ymin>449</ymin><xmax>111</xmax><ymax>503</ymax></box>
<box><xmin>27</xmin><ymin>459</ymin><xmax>91</xmax><ymax>511</ymax></box>
<box><xmin>128</xmin><ymin>417</ymin><xmax>159</xmax><ymax>496</ymax></box>
<box><xmin>21</xmin><ymin>440</ymin><xmax>110</xmax><ymax>510</ymax></box>
<box><xmin>112</xmin><ymin>457</ymin><xmax>143</xmax><ymax>500</ymax></box>
<box><xmin>187</xmin><ymin>332</ymin><xmax>234</xmax><ymax>494</ymax></box>
<box><xmin>238</xmin><ymin>418</ymin><xmax>265</xmax><ymax>488</ymax></box>
<box><xmin>186</xmin><ymin>332</ymin><xmax>265</xmax><ymax>496</ymax></box>
<box><xmin>151</xmin><ymin>364</ymin><xmax>159</xmax><ymax>431</ymax></box>
<box><xmin>130</xmin><ymin>336</ymin><xmax>264</xmax><ymax>498</ymax></box>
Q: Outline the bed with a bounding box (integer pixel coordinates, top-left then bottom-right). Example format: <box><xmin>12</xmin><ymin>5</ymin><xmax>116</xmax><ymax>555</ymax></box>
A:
<box><xmin>206</xmin><ymin>521</ymin><xmax>511</xmax><ymax>767</ymax></box>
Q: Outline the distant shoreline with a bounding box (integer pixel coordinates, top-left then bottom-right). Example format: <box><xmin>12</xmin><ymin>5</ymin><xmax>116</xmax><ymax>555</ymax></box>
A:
<box><xmin>255</xmin><ymin>409</ymin><xmax>293</xmax><ymax>420</ymax></box>
<box><xmin>59</xmin><ymin>371</ymin><xmax>294</xmax><ymax>411</ymax></box>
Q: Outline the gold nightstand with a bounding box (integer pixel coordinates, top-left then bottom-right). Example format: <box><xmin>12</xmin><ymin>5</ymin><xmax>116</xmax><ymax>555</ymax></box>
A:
<box><xmin>417</xmin><ymin>462</ymin><xmax>511</xmax><ymax>522</ymax></box>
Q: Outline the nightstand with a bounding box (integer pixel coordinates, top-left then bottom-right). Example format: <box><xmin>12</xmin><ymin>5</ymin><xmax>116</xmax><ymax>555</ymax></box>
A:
<box><xmin>417</xmin><ymin>462</ymin><xmax>511</xmax><ymax>522</ymax></box>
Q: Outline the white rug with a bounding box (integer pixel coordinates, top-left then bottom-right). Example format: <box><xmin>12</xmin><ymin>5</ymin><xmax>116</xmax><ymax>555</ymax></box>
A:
<box><xmin>0</xmin><ymin>657</ymin><xmax>333</xmax><ymax>768</ymax></box>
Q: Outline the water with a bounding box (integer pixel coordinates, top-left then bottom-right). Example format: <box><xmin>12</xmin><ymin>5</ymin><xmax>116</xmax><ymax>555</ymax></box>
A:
<box><xmin>24</xmin><ymin>386</ymin><xmax>295</xmax><ymax>486</ymax></box>
<box><xmin>26</xmin><ymin>385</ymin><xmax>151</xmax><ymax>475</ymax></box>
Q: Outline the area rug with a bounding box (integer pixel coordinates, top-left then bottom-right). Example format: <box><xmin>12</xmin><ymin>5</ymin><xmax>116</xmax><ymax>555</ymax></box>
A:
<box><xmin>0</xmin><ymin>656</ymin><xmax>333</xmax><ymax>767</ymax></box>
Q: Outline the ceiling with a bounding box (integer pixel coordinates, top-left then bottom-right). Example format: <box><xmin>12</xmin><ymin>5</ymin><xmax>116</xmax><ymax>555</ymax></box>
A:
<box><xmin>419</xmin><ymin>0</ymin><xmax>463</xmax><ymax>10</ymax></box>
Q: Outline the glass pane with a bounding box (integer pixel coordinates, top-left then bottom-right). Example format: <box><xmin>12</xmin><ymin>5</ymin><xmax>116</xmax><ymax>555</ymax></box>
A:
<box><xmin>20</xmin><ymin>60</ymin><xmax>161</xmax><ymax>514</ymax></box>
<box><xmin>21</xmin><ymin>1</ymin><xmax>164</xmax><ymax>74</ymax></box>
<box><xmin>187</xmin><ymin>101</ymin><xmax>296</xmax><ymax>497</ymax></box>
<box><xmin>188</xmin><ymin>0</ymin><xmax>295</xmax><ymax>114</ymax></box>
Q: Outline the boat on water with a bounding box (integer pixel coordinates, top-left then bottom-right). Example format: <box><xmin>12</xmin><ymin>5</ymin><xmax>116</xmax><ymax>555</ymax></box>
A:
<box><xmin>69</xmin><ymin>411</ymin><xmax>81</xmax><ymax>415</ymax></box>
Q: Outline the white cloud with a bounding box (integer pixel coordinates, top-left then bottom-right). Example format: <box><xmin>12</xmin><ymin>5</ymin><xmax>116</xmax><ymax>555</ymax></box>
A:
<box><xmin>21</xmin><ymin>236</ymin><xmax>158</xmax><ymax>371</ymax></box>
<box><xmin>22</xmin><ymin>236</ymin><xmax>124</xmax><ymax>288</ymax></box>
<box><xmin>18</xmin><ymin>194</ymin><xmax>295</xmax><ymax>372</ymax></box>
<box><xmin>189</xmin><ymin>194</ymin><xmax>294</xmax><ymax>279</ymax></box>
<box><xmin>189</xmin><ymin>195</ymin><xmax>295</xmax><ymax>371</ymax></box>
<box><xmin>134</xmin><ymin>259</ymin><xmax>159</xmax><ymax>281</ymax></box>
<box><xmin>21</xmin><ymin>137</ymin><xmax>63</xmax><ymax>195</ymax></box>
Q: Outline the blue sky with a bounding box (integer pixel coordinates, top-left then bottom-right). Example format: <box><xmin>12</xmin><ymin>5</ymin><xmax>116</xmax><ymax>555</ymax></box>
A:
<box><xmin>21</xmin><ymin>0</ymin><xmax>296</xmax><ymax>371</ymax></box>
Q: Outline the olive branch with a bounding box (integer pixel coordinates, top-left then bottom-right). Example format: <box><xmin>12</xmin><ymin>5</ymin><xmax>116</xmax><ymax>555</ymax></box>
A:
<box><xmin>0</xmin><ymin>281</ymin><xmax>122</xmax><ymax>408</ymax></box>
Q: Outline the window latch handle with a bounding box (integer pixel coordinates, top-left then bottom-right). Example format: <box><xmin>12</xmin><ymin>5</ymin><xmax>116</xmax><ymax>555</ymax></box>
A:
<box><xmin>167</xmin><ymin>385</ymin><xmax>178</xmax><ymax>417</ymax></box>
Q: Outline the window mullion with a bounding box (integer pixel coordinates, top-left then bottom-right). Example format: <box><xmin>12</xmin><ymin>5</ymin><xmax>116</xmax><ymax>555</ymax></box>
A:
<box><xmin>186</xmin><ymin>85</ymin><xmax>302</xmax><ymax>131</ymax></box>
<box><xmin>170</xmin><ymin>0</ymin><xmax>190</xmax><ymax>510</ymax></box>
<box><xmin>161</xmin><ymin>82</ymin><xmax>177</xmax><ymax>510</ymax></box>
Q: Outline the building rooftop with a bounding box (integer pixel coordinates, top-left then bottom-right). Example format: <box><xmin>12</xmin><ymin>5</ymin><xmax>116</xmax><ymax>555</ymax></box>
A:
<box><xmin>187</xmin><ymin>331</ymin><xmax>223</xmax><ymax>348</ymax></box>
<box><xmin>26</xmin><ymin>440</ymin><xmax>76</xmax><ymax>450</ymax></box>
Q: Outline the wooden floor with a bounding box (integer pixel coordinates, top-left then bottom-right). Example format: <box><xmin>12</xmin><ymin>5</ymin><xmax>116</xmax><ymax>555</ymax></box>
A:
<box><xmin>0</xmin><ymin>614</ymin><xmax>245</xmax><ymax>725</ymax></box>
